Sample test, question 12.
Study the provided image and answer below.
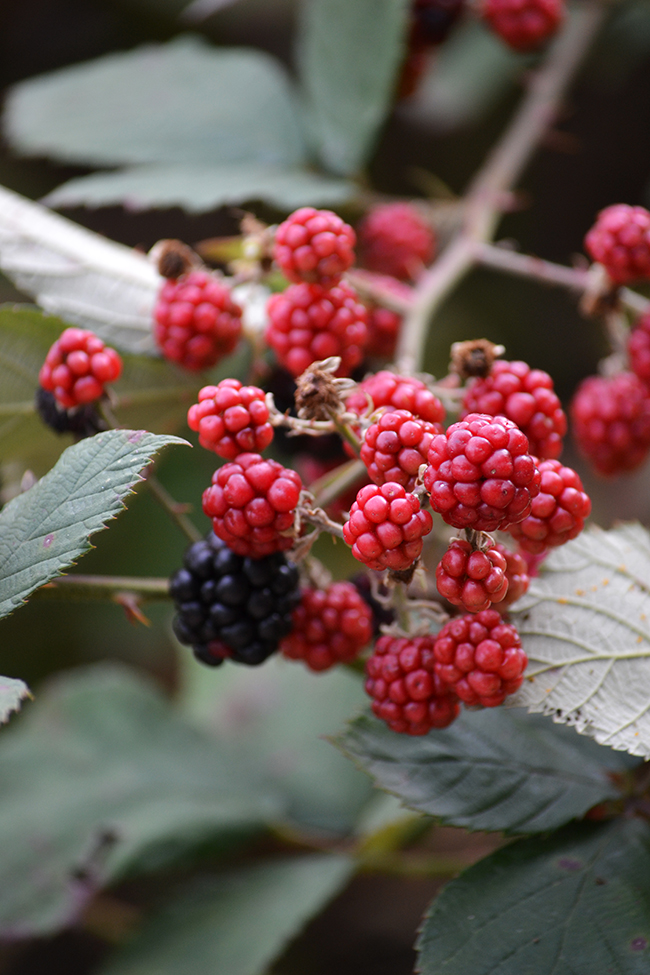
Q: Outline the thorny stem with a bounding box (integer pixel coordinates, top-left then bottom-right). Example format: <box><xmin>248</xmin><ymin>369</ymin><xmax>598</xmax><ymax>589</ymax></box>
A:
<box><xmin>475</xmin><ymin>242</ymin><xmax>650</xmax><ymax>316</ymax></box>
<box><xmin>35</xmin><ymin>574</ymin><xmax>170</xmax><ymax>600</ymax></box>
<box><xmin>396</xmin><ymin>0</ymin><xmax>610</xmax><ymax>374</ymax></box>
<box><xmin>144</xmin><ymin>473</ymin><xmax>203</xmax><ymax>545</ymax></box>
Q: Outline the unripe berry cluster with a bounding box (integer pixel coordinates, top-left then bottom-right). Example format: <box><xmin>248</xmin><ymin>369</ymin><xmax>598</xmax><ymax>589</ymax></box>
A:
<box><xmin>346</xmin><ymin>371</ymin><xmax>445</xmax><ymax>426</ymax></box>
<box><xmin>436</xmin><ymin>537</ymin><xmax>508</xmax><ymax>613</ymax></box>
<box><xmin>570</xmin><ymin>372</ymin><xmax>650</xmax><ymax>476</ymax></box>
<box><xmin>343</xmin><ymin>482</ymin><xmax>433</xmax><ymax>572</ymax></box>
<box><xmin>360</xmin><ymin>409</ymin><xmax>438</xmax><ymax>490</ymax></box>
<box><xmin>584</xmin><ymin>204</ymin><xmax>650</xmax><ymax>285</ymax></box>
<box><xmin>281</xmin><ymin>582</ymin><xmax>373</xmax><ymax>671</ymax></box>
<box><xmin>154</xmin><ymin>269</ymin><xmax>242</xmax><ymax>371</ymax></box>
<box><xmin>39</xmin><ymin>327</ymin><xmax>122</xmax><ymax>409</ymax></box>
<box><xmin>481</xmin><ymin>0</ymin><xmax>564</xmax><ymax>51</ymax></box>
<box><xmin>273</xmin><ymin>207</ymin><xmax>356</xmax><ymax>286</ymax></box>
<box><xmin>187</xmin><ymin>379</ymin><xmax>273</xmax><ymax>459</ymax></box>
<box><xmin>358</xmin><ymin>202</ymin><xmax>436</xmax><ymax>281</ymax></box>
<box><xmin>509</xmin><ymin>459</ymin><xmax>591</xmax><ymax>553</ymax></box>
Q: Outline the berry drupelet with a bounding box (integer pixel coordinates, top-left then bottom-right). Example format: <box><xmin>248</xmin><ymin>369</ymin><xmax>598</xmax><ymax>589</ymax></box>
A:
<box><xmin>169</xmin><ymin>534</ymin><xmax>301</xmax><ymax>666</ymax></box>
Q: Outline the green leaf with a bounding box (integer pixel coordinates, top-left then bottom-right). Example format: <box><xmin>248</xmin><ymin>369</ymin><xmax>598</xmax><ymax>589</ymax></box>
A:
<box><xmin>510</xmin><ymin>523</ymin><xmax>650</xmax><ymax>759</ymax></box>
<box><xmin>98</xmin><ymin>854</ymin><xmax>354</xmax><ymax>975</ymax></box>
<box><xmin>44</xmin><ymin>163</ymin><xmax>357</xmax><ymax>214</ymax></box>
<box><xmin>0</xmin><ymin>664</ymin><xmax>280</xmax><ymax>938</ymax></box>
<box><xmin>4</xmin><ymin>36</ymin><xmax>305</xmax><ymax>168</ymax></box>
<box><xmin>0</xmin><ymin>428</ymin><xmax>187</xmax><ymax>620</ymax></box>
<box><xmin>399</xmin><ymin>21</ymin><xmax>523</xmax><ymax>131</ymax></box>
<box><xmin>0</xmin><ymin>305</ymin><xmax>198</xmax><ymax>470</ymax></box>
<box><xmin>337</xmin><ymin>708</ymin><xmax>637</xmax><ymax>834</ymax></box>
<box><xmin>0</xmin><ymin>676</ymin><xmax>30</xmax><ymax>725</ymax></box>
<box><xmin>417</xmin><ymin>819</ymin><xmax>650</xmax><ymax>974</ymax></box>
<box><xmin>0</xmin><ymin>184</ymin><xmax>160</xmax><ymax>355</ymax></box>
<box><xmin>180</xmin><ymin>654</ymin><xmax>373</xmax><ymax>835</ymax></box>
<box><xmin>298</xmin><ymin>0</ymin><xmax>411</xmax><ymax>175</ymax></box>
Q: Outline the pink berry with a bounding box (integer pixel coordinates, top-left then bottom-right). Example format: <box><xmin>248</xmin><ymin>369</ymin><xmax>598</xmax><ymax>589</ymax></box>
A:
<box><xmin>346</xmin><ymin>371</ymin><xmax>445</xmax><ymax>426</ymax></box>
<box><xmin>509</xmin><ymin>459</ymin><xmax>591</xmax><ymax>553</ymax></box>
<box><xmin>482</xmin><ymin>0</ymin><xmax>564</xmax><ymax>51</ymax></box>
<box><xmin>360</xmin><ymin>409</ymin><xmax>439</xmax><ymax>490</ymax></box>
<box><xmin>343</xmin><ymin>482</ymin><xmax>433</xmax><ymax>572</ymax></box>
<box><xmin>281</xmin><ymin>582</ymin><xmax>373</xmax><ymax>671</ymax></box>
<box><xmin>436</xmin><ymin>537</ymin><xmax>509</xmax><ymax>613</ymax></box>
<box><xmin>39</xmin><ymin>327</ymin><xmax>122</xmax><ymax>409</ymax></box>
<box><xmin>265</xmin><ymin>281</ymin><xmax>369</xmax><ymax>378</ymax></box>
<box><xmin>433</xmin><ymin>609</ymin><xmax>527</xmax><ymax>707</ymax></box>
<box><xmin>462</xmin><ymin>359</ymin><xmax>566</xmax><ymax>460</ymax></box>
<box><xmin>570</xmin><ymin>372</ymin><xmax>650</xmax><ymax>476</ymax></box>
<box><xmin>584</xmin><ymin>204</ymin><xmax>650</xmax><ymax>285</ymax></box>
<box><xmin>187</xmin><ymin>379</ymin><xmax>273</xmax><ymax>460</ymax></box>
<box><xmin>154</xmin><ymin>269</ymin><xmax>242</xmax><ymax>371</ymax></box>
<box><xmin>424</xmin><ymin>413</ymin><xmax>541</xmax><ymax>532</ymax></box>
<box><xmin>202</xmin><ymin>453</ymin><xmax>302</xmax><ymax>559</ymax></box>
<box><xmin>274</xmin><ymin>207</ymin><xmax>356</xmax><ymax>286</ymax></box>
<box><xmin>358</xmin><ymin>203</ymin><xmax>436</xmax><ymax>281</ymax></box>
<box><xmin>365</xmin><ymin>634</ymin><xmax>460</xmax><ymax>735</ymax></box>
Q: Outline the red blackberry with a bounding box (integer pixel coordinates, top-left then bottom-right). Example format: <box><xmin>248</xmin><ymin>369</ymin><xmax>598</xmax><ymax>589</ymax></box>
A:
<box><xmin>170</xmin><ymin>533</ymin><xmax>300</xmax><ymax>666</ymax></box>
<box><xmin>187</xmin><ymin>379</ymin><xmax>273</xmax><ymax>459</ymax></box>
<box><xmin>365</xmin><ymin>634</ymin><xmax>460</xmax><ymax>735</ymax></box>
<box><xmin>39</xmin><ymin>327</ymin><xmax>122</xmax><ymax>409</ymax></box>
<box><xmin>343</xmin><ymin>482</ymin><xmax>433</xmax><ymax>572</ymax></box>
<box><xmin>509</xmin><ymin>459</ymin><xmax>591</xmax><ymax>553</ymax></box>
<box><xmin>433</xmin><ymin>609</ymin><xmax>527</xmax><ymax>707</ymax></box>
<box><xmin>461</xmin><ymin>359</ymin><xmax>566</xmax><ymax>460</ymax></box>
<box><xmin>360</xmin><ymin>409</ymin><xmax>438</xmax><ymax>490</ymax></box>
<box><xmin>281</xmin><ymin>582</ymin><xmax>373</xmax><ymax>671</ymax></box>
<box><xmin>584</xmin><ymin>204</ymin><xmax>650</xmax><ymax>285</ymax></box>
<box><xmin>154</xmin><ymin>270</ymin><xmax>242</xmax><ymax>371</ymax></box>
<box><xmin>346</xmin><ymin>371</ymin><xmax>445</xmax><ymax>426</ymax></box>
<box><xmin>424</xmin><ymin>413</ymin><xmax>541</xmax><ymax>531</ymax></box>
<box><xmin>570</xmin><ymin>372</ymin><xmax>650</xmax><ymax>475</ymax></box>
<box><xmin>628</xmin><ymin>312</ymin><xmax>650</xmax><ymax>386</ymax></box>
<box><xmin>493</xmin><ymin>542</ymin><xmax>530</xmax><ymax>608</ymax></box>
<box><xmin>273</xmin><ymin>207</ymin><xmax>356</xmax><ymax>286</ymax></box>
<box><xmin>358</xmin><ymin>202</ymin><xmax>436</xmax><ymax>281</ymax></box>
<box><xmin>481</xmin><ymin>0</ymin><xmax>564</xmax><ymax>51</ymax></box>
<box><xmin>265</xmin><ymin>281</ymin><xmax>369</xmax><ymax>378</ymax></box>
<box><xmin>347</xmin><ymin>271</ymin><xmax>413</xmax><ymax>360</ymax></box>
<box><xmin>435</xmin><ymin>537</ymin><xmax>508</xmax><ymax>613</ymax></box>
<box><xmin>202</xmin><ymin>452</ymin><xmax>302</xmax><ymax>558</ymax></box>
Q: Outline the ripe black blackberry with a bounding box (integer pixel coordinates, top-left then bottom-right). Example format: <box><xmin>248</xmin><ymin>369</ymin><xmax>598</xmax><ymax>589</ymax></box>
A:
<box><xmin>169</xmin><ymin>533</ymin><xmax>300</xmax><ymax>666</ymax></box>
<box><xmin>35</xmin><ymin>386</ymin><xmax>105</xmax><ymax>438</ymax></box>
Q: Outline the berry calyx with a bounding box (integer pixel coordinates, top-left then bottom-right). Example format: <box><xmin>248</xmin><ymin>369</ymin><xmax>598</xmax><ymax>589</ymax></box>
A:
<box><xmin>627</xmin><ymin>312</ymin><xmax>650</xmax><ymax>386</ymax></box>
<box><xmin>493</xmin><ymin>542</ymin><xmax>530</xmax><ymax>608</ymax></box>
<box><xmin>435</xmin><ymin>537</ymin><xmax>508</xmax><ymax>613</ymax></box>
<box><xmin>281</xmin><ymin>582</ymin><xmax>373</xmax><ymax>671</ymax></box>
<box><xmin>39</xmin><ymin>327</ymin><xmax>122</xmax><ymax>409</ymax></box>
<box><xmin>187</xmin><ymin>379</ymin><xmax>273</xmax><ymax>459</ymax></box>
<box><xmin>570</xmin><ymin>372</ymin><xmax>650</xmax><ymax>476</ymax></box>
<box><xmin>584</xmin><ymin>204</ymin><xmax>650</xmax><ymax>285</ymax></box>
<box><xmin>273</xmin><ymin>207</ymin><xmax>356</xmax><ymax>286</ymax></box>
<box><xmin>508</xmin><ymin>459</ymin><xmax>591</xmax><ymax>553</ymax></box>
<box><xmin>461</xmin><ymin>359</ymin><xmax>567</xmax><ymax>460</ymax></box>
<box><xmin>170</xmin><ymin>533</ymin><xmax>300</xmax><ymax>666</ymax></box>
<box><xmin>202</xmin><ymin>453</ymin><xmax>302</xmax><ymax>558</ymax></box>
<box><xmin>265</xmin><ymin>281</ymin><xmax>369</xmax><ymax>378</ymax></box>
<box><xmin>424</xmin><ymin>413</ymin><xmax>541</xmax><ymax>531</ymax></box>
<box><xmin>433</xmin><ymin>609</ymin><xmax>527</xmax><ymax>707</ymax></box>
<box><xmin>360</xmin><ymin>409</ymin><xmax>438</xmax><ymax>490</ymax></box>
<box><xmin>481</xmin><ymin>0</ymin><xmax>564</xmax><ymax>51</ymax></box>
<box><xmin>154</xmin><ymin>269</ymin><xmax>242</xmax><ymax>371</ymax></box>
<box><xmin>358</xmin><ymin>202</ymin><xmax>436</xmax><ymax>281</ymax></box>
<box><xmin>346</xmin><ymin>371</ymin><xmax>445</xmax><ymax>426</ymax></box>
<box><xmin>343</xmin><ymin>482</ymin><xmax>433</xmax><ymax>572</ymax></box>
<box><xmin>365</xmin><ymin>634</ymin><xmax>460</xmax><ymax>735</ymax></box>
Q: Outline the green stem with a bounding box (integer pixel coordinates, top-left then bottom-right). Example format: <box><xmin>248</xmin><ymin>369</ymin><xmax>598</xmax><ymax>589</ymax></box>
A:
<box><xmin>145</xmin><ymin>474</ymin><xmax>203</xmax><ymax>545</ymax></box>
<box><xmin>35</xmin><ymin>574</ymin><xmax>170</xmax><ymax>600</ymax></box>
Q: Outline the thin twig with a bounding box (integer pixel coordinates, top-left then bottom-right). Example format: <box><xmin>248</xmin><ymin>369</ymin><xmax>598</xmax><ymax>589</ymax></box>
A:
<box><xmin>35</xmin><ymin>574</ymin><xmax>170</xmax><ymax>599</ymax></box>
<box><xmin>396</xmin><ymin>0</ymin><xmax>609</xmax><ymax>374</ymax></box>
<box><xmin>145</xmin><ymin>473</ymin><xmax>203</xmax><ymax>544</ymax></box>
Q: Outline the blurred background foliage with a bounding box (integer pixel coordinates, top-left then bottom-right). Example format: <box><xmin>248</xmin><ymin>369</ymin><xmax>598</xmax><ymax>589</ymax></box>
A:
<box><xmin>2</xmin><ymin>1</ymin><xmax>650</xmax><ymax>972</ymax></box>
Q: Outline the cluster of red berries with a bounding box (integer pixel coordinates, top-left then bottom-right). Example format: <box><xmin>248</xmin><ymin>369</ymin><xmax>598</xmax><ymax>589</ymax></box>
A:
<box><xmin>481</xmin><ymin>0</ymin><xmax>564</xmax><ymax>51</ymax></box>
<box><xmin>281</xmin><ymin>582</ymin><xmax>373</xmax><ymax>671</ymax></box>
<box><xmin>39</xmin><ymin>327</ymin><xmax>122</xmax><ymax>410</ymax></box>
<box><xmin>187</xmin><ymin>379</ymin><xmax>273</xmax><ymax>460</ymax></box>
